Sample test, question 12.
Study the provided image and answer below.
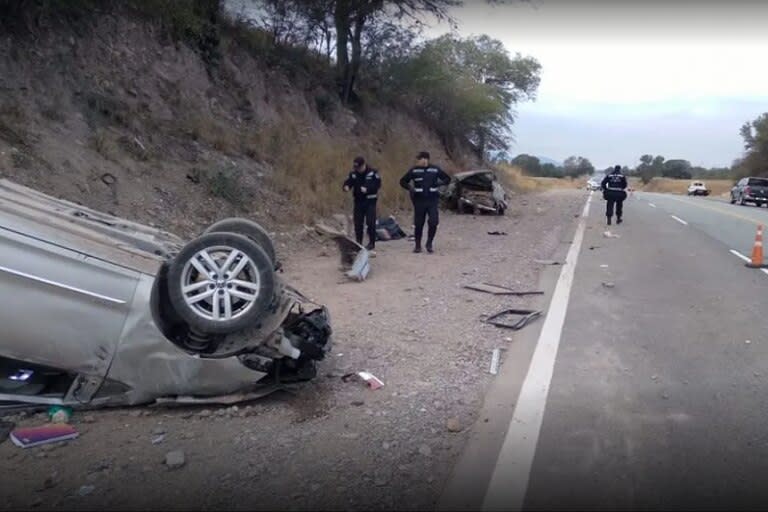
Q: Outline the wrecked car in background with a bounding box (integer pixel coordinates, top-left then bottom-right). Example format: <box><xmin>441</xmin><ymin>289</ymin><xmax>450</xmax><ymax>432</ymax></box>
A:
<box><xmin>0</xmin><ymin>179</ymin><xmax>331</xmax><ymax>408</ymax></box>
<box><xmin>442</xmin><ymin>170</ymin><xmax>509</xmax><ymax>215</ymax></box>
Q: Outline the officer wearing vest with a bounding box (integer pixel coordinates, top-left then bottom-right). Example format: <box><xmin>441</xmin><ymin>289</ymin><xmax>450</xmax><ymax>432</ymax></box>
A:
<box><xmin>601</xmin><ymin>165</ymin><xmax>628</xmax><ymax>225</ymax></box>
<box><xmin>399</xmin><ymin>151</ymin><xmax>452</xmax><ymax>253</ymax></box>
<box><xmin>343</xmin><ymin>156</ymin><xmax>381</xmax><ymax>250</ymax></box>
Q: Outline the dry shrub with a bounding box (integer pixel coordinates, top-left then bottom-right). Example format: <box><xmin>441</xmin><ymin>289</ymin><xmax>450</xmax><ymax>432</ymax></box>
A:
<box><xmin>266</xmin><ymin>128</ymin><xmax>418</xmax><ymax>221</ymax></box>
<box><xmin>89</xmin><ymin>128</ymin><xmax>120</xmax><ymax>161</ymax></box>
<box><xmin>180</xmin><ymin>112</ymin><xmax>239</xmax><ymax>154</ymax></box>
<box><xmin>497</xmin><ymin>165</ymin><xmax>588</xmax><ymax>192</ymax></box>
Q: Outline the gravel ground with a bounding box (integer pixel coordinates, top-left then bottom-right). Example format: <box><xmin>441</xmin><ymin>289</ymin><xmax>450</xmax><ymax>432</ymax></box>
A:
<box><xmin>0</xmin><ymin>190</ymin><xmax>584</xmax><ymax>511</ymax></box>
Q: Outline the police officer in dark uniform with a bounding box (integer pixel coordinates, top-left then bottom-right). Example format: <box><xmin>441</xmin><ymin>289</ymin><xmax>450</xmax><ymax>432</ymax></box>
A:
<box><xmin>399</xmin><ymin>151</ymin><xmax>451</xmax><ymax>253</ymax></box>
<box><xmin>601</xmin><ymin>165</ymin><xmax>628</xmax><ymax>225</ymax></box>
<box><xmin>343</xmin><ymin>156</ymin><xmax>381</xmax><ymax>250</ymax></box>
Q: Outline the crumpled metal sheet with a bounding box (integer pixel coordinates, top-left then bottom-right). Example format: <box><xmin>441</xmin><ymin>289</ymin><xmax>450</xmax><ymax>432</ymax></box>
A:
<box><xmin>314</xmin><ymin>222</ymin><xmax>371</xmax><ymax>281</ymax></box>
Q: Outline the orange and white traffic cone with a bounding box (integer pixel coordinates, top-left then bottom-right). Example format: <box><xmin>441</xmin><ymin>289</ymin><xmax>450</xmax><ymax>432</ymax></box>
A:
<box><xmin>746</xmin><ymin>224</ymin><xmax>767</xmax><ymax>268</ymax></box>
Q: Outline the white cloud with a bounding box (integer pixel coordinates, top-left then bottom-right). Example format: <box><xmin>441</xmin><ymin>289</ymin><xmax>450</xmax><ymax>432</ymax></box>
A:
<box><xmin>423</xmin><ymin>1</ymin><xmax>768</xmax><ymax>166</ymax></box>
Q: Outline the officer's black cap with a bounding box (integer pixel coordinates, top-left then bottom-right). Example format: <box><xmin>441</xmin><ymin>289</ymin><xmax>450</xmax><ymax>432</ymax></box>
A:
<box><xmin>353</xmin><ymin>156</ymin><xmax>365</xmax><ymax>166</ymax></box>
<box><xmin>417</xmin><ymin>151</ymin><xmax>430</xmax><ymax>160</ymax></box>
<box><xmin>614</xmin><ymin>165</ymin><xmax>621</xmax><ymax>172</ymax></box>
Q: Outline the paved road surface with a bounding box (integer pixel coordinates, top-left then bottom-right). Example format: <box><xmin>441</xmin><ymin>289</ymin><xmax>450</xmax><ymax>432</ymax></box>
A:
<box><xmin>442</xmin><ymin>191</ymin><xmax>768</xmax><ymax>511</ymax></box>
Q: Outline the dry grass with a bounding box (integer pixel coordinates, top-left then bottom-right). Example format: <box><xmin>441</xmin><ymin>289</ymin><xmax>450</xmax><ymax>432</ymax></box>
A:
<box><xmin>641</xmin><ymin>177</ymin><xmax>734</xmax><ymax>197</ymax></box>
<box><xmin>180</xmin><ymin>113</ymin><xmax>239</xmax><ymax>154</ymax></box>
<box><xmin>497</xmin><ymin>165</ymin><xmax>586</xmax><ymax>192</ymax></box>
<box><xmin>262</xmin><ymin>126</ymin><xmax>419</xmax><ymax>222</ymax></box>
<box><xmin>89</xmin><ymin>128</ymin><xmax>120</xmax><ymax>161</ymax></box>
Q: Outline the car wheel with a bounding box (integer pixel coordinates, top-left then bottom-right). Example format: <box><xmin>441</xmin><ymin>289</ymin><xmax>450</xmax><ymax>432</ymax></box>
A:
<box><xmin>730</xmin><ymin>194</ymin><xmax>736</xmax><ymax>204</ymax></box>
<box><xmin>167</xmin><ymin>232</ymin><xmax>276</xmax><ymax>335</ymax></box>
<box><xmin>204</xmin><ymin>218</ymin><xmax>277</xmax><ymax>269</ymax></box>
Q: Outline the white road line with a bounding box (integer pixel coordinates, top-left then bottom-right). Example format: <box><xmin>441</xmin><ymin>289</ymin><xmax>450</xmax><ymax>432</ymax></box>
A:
<box><xmin>671</xmin><ymin>215</ymin><xmax>688</xmax><ymax>225</ymax></box>
<box><xmin>729</xmin><ymin>249</ymin><xmax>768</xmax><ymax>276</ymax></box>
<box><xmin>482</xmin><ymin>193</ymin><xmax>592</xmax><ymax>512</ymax></box>
<box><xmin>649</xmin><ymin>203</ymin><xmax>657</xmax><ymax>208</ymax></box>
<box><xmin>730</xmin><ymin>249</ymin><xmax>751</xmax><ymax>263</ymax></box>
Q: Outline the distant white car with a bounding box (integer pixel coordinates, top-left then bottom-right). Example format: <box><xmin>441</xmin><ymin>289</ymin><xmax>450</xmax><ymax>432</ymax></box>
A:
<box><xmin>687</xmin><ymin>181</ymin><xmax>710</xmax><ymax>196</ymax></box>
<box><xmin>586</xmin><ymin>177</ymin><xmax>602</xmax><ymax>191</ymax></box>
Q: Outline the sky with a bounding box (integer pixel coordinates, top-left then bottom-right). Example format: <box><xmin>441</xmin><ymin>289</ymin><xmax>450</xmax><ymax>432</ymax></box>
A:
<box><xmin>424</xmin><ymin>0</ymin><xmax>768</xmax><ymax>169</ymax></box>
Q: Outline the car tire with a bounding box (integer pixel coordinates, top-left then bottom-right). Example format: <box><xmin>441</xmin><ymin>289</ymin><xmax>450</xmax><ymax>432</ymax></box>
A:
<box><xmin>204</xmin><ymin>218</ymin><xmax>277</xmax><ymax>269</ymax></box>
<box><xmin>730</xmin><ymin>195</ymin><xmax>736</xmax><ymax>204</ymax></box>
<box><xmin>167</xmin><ymin>232</ymin><xmax>276</xmax><ymax>335</ymax></box>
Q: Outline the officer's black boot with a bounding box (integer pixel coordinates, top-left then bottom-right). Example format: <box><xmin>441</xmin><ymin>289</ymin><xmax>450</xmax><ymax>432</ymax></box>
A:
<box><xmin>607</xmin><ymin>216</ymin><xmax>612</xmax><ymax>226</ymax></box>
<box><xmin>426</xmin><ymin>226</ymin><xmax>437</xmax><ymax>253</ymax></box>
<box><xmin>413</xmin><ymin>245</ymin><xmax>422</xmax><ymax>253</ymax></box>
<box><xmin>617</xmin><ymin>217</ymin><xmax>623</xmax><ymax>224</ymax></box>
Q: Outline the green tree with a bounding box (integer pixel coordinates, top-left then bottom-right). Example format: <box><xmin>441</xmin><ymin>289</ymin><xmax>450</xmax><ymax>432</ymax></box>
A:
<box><xmin>511</xmin><ymin>154</ymin><xmax>541</xmax><ymax>175</ymax></box>
<box><xmin>738</xmin><ymin>113</ymin><xmax>768</xmax><ymax>177</ymax></box>
<box><xmin>563</xmin><ymin>156</ymin><xmax>594</xmax><ymax>178</ymax></box>
<box><xmin>383</xmin><ymin>34</ymin><xmax>540</xmax><ymax>157</ymax></box>
<box><xmin>662</xmin><ymin>159</ymin><xmax>692</xmax><ymax>179</ymax></box>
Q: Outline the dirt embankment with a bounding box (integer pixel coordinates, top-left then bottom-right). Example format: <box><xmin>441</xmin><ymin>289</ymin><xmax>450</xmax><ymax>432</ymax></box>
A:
<box><xmin>0</xmin><ymin>5</ymin><xmax>479</xmax><ymax>240</ymax></box>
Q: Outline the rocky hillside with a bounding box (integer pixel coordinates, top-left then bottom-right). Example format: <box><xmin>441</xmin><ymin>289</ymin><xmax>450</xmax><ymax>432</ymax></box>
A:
<box><xmin>0</xmin><ymin>2</ymin><xmax>479</xmax><ymax>239</ymax></box>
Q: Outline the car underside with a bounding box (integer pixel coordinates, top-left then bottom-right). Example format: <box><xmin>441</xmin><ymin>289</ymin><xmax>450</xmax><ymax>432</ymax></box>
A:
<box><xmin>0</xmin><ymin>179</ymin><xmax>331</xmax><ymax>409</ymax></box>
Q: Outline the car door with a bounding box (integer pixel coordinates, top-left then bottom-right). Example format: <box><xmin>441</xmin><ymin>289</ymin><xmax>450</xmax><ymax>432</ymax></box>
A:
<box><xmin>0</xmin><ymin>225</ymin><xmax>140</xmax><ymax>401</ymax></box>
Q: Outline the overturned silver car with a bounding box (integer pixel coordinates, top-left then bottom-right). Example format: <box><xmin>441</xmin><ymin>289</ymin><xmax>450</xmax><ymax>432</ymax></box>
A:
<box><xmin>0</xmin><ymin>180</ymin><xmax>331</xmax><ymax>408</ymax></box>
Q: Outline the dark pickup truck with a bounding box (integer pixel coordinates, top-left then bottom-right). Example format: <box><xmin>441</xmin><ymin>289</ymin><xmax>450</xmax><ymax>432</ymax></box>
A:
<box><xmin>730</xmin><ymin>177</ymin><xmax>768</xmax><ymax>206</ymax></box>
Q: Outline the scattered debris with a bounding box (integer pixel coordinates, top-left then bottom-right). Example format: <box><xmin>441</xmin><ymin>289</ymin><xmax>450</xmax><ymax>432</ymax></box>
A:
<box><xmin>651</xmin><ymin>375</ymin><xmax>659</xmax><ymax>381</ymax></box>
<box><xmin>418</xmin><ymin>444</ymin><xmax>433</xmax><ymax>457</ymax></box>
<box><xmin>151</xmin><ymin>434</ymin><xmax>166</xmax><ymax>445</ymax></box>
<box><xmin>602</xmin><ymin>282</ymin><xmax>615</xmax><ymax>288</ymax></box>
<box><xmin>745</xmin><ymin>340</ymin><xmax>752</xmax><ymax>345</ymax></box>
<box><xmin>487</xmin><ymin>231</ymin><xmax>507</xmax><ymax>236</ymax></box>
<box><xmin>100</xmin><ymin>173</ymin><xmax>116</xmax><ymax>186</ymax></box>
<box><xmin>342</xmin><ymin>372</ymin><xmax>384</xmax><ymax>390</ymax></box>
<box><xmin>78</xmin><ymin>485</ymin><xmax>96</xmax><ymax>497</ymax></box>
<box><xmin>165</xmin><ymin>450</ymin><xmax>186</xmax><ymax>470</ymax></box>
<box><xmin>534</xmin><ymin>259</ymin><xmax>561</xmax><ymax>265</ymax></box>
<box><xmin>446</xmin><ymin>417</ymin><xmax>462</xmax><ymax>432</ymax></box>
<box><xmin>464</xmin><ymin>282</ymin><xmax>544</xmax><ymax>296</ymax></box>
<box><xmin>489</xmin><ymin>349</ymin><xmax>501</xmax><ymax>375</ymax></box>
<box><xmin>600</xmin><ymin>264</ymin><xmax>609</xmax><ymax>268</ymax></box>
<box><xmin>314</xmin><ymin>222</ymin><xmax>370</xmax><ymax>281</ymax></box>
<box><xmin>351</xmin><ymin>401</ymin><xmax>365</xmax><ymax>407</ymax></box>
<box><xmin>484</xmin><ymin>309</ymin><xmax>543</xmax><ymax>331</ymax></box>
<box><xmin>589</xmin><ymin>246</ymin><xmax>600</xmax><ymax>250</ymax></box>
<box><xmin>48</xmin><ymin>406</ymin><xmax>72</xmax><ymax>424</ymax></box>
<box><xmin>82</xmin><ymin>415</ymin><xmax>96</xmax><ymax>424</ymax></box>
<box><xmin>10</xmin><ymin>424</ymin><xmax>79</xmax><ymax>449</ymax></box>
<box><xmin>603</xmin><ymin>231</ymin><xmax>621</xmax><ymax>238</ymax></box>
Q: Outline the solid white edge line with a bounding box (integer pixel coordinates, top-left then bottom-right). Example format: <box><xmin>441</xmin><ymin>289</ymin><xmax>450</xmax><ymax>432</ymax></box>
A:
<box><xmin>730</xmin><ymin>249</ymin><xmax>751</xmax><ymax>263</ymax></box>
<box><xmin>481</xmin><ymin>192</ymin><xmax>592</xmax><ymax>512</ymax></box>
<box><xmin>730</xmin><ymin>249</ymin><xmax>768</xmax><ymax>276</ymax></box>
<box><xmin>671</xmin><ymin>215</ymin><xmax>688</xmax><ymax>225</ymax></box>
